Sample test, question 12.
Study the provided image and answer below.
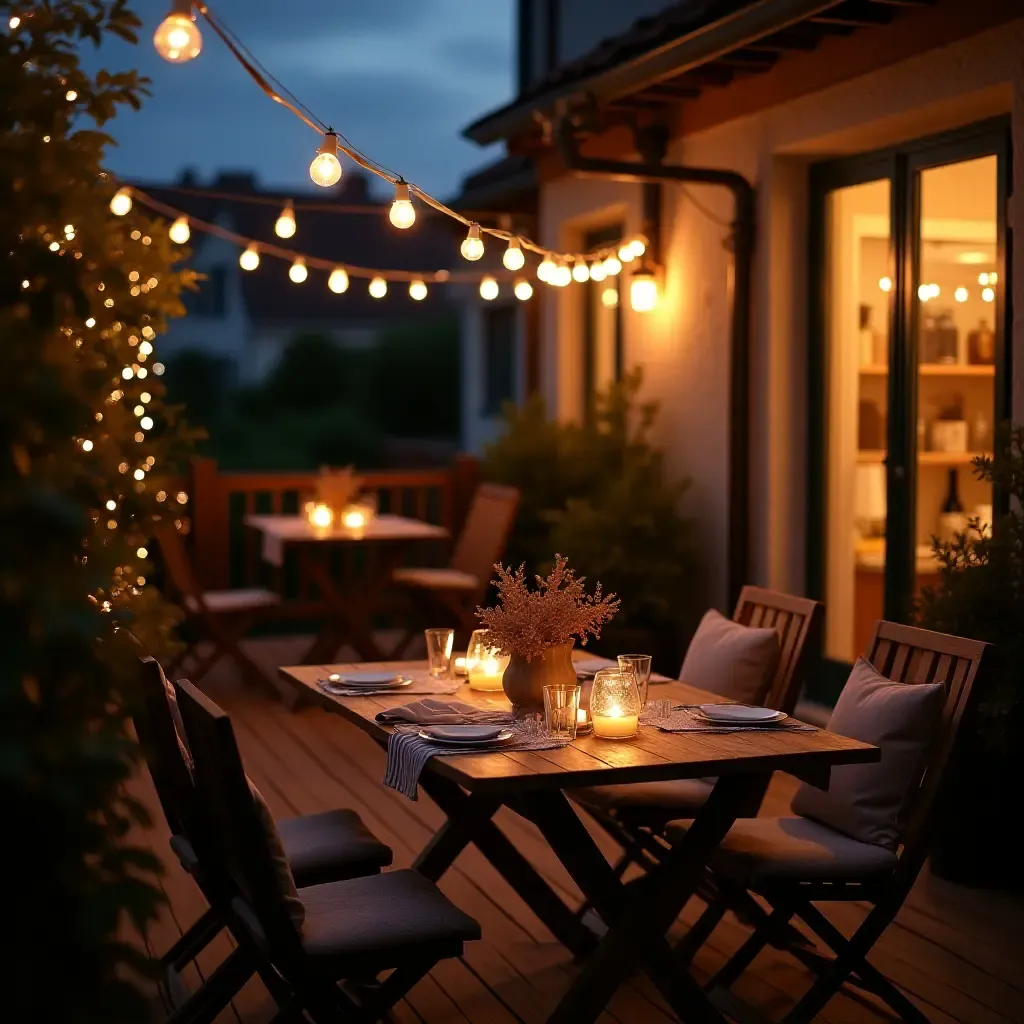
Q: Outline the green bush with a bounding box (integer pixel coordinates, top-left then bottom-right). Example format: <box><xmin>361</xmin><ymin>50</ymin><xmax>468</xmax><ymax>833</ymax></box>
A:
<box><xmin>483</xmin><ymin>370</ymin><xmax>695</xmax><ymax>640</ymax></box>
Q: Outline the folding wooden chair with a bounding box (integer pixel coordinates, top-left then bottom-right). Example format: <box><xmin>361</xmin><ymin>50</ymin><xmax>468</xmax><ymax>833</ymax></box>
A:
<box><xmin>677</xmin><ymin>621</ymin><xmax>988</xmax><ymax>1024</ymax></box>
<box><xmin>154</xmin><ymin>520</ymin><xmax>284</xmax><ymax>698</ymax></box>
<box><xmin>571</xmin><ymin>588</ymin><xmax>823</xmax><ymax>882</ymax></box>
<box><xmin>390</xmin><ymin>482</ymin><xmax>520</xmax><ymax>654</ymax></box>
<box><xmin>174</xmin><ymin>678</ymin><xmax>481</xmax><ymax>1023</ymax></box>
<box><xmin>132</xmin><ymin>657</ymin><xmax>393</xmax><ymax>1023</ymax></box>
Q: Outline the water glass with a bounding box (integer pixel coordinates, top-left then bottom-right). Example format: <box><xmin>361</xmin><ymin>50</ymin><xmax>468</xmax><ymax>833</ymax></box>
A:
<box><xmin>543</xmin><ymin>684</ymin><xmax>581</xmax><ymax>741</ymax></box>
<box><xmin>618</xmin><ymin>654</ymin><xmax>653</xmax><ymax>708</ymax></box>
<box><xmin>424</xmin><ymin>628</ymin><xmax>454</xmax><ymax>679</ymax></box>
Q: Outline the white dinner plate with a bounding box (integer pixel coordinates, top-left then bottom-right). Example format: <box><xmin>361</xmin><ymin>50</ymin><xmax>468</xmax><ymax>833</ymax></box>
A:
<box><xmin>327</xmin><ymin>671</ymin><xmax>402</xmax><ymax>687</ymax></box>
<box><xmin>418</xmin><ymin>726</ymin><xmax>514</xmax><ymax>746</ymax></box>
<box><xmin>697</xmin><ymin>704</ymin><xmax>786</xmax><ymax>724</ymax></box>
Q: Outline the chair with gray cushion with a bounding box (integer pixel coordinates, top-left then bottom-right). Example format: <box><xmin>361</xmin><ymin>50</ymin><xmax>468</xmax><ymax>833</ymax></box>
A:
<box><xmin>669</xmin><ymin>620</ymin><xmax>988</xmax><ymax>1024</ymax></box>
<box><xmin>174</xmin><ymin>678</ymin><xmax>481</xmax><ymax>1023</ymax></box>
<box><xmin>134</xmin><ymin>657</ymin><xmax>393</xmax><ymax>1023</ymax></box>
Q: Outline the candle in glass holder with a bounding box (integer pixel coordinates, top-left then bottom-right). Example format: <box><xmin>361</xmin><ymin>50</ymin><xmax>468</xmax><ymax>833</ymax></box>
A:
<box><xmin>341</xmin><ymin>506</ymin><xmax>367</xmax><ymax>530</ymax></box>
<box><xmin>575</xmin><ymin>707</ymin><xmax>593</xmax><ymax>735</ymax></box>
<box><xmin>590</xmin><ymin>668</ymin><xmax>641</xmax><ymax>739</ymax></box>
<box><xmin>469</xmin><ymin>653</ymin><xmax>508</xmax><ymax>691</ymax></box>
<box><xmin>308</xmin><ymin>502</ymin><xmax>333</xmax><ymax>530</ymax></box>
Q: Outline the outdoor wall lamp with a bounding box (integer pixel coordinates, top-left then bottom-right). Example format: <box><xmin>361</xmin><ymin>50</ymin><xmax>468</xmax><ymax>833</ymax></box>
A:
<box><xmin>629</xmin><ymin>263</ymin><xmax>659</xmax><ymax>312</ymax></box>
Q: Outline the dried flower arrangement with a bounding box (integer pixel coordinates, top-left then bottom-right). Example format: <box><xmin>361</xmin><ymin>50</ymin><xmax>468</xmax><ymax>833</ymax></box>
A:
<box><xmin>476</xmin><ymin>554</ymin><xmax>620</xmax><ymax>660</ymax></box>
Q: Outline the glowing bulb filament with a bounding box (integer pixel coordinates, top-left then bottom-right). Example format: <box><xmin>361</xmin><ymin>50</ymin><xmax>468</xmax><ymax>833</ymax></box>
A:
<box><xmin>154</xmin><ymin>1</ymin><xmax>202</xmax><ymax>62</ymax></box>
<box><xmin>309</xmin><ymin>132</ymin><xmax>343</xmax><ymax>187</ymax></box>
<box><xmin>461</xmin><ymin>223</ymin><xmax>484</xmax><ymax>261</ymax></box>
<box><xmin>389</xmin><ymin>180</ymin><xmax>416</xmax><ymax>229</ymax></box>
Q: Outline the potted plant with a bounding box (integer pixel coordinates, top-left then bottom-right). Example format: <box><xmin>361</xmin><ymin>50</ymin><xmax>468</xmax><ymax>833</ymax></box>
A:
<box><xmin>916</xmin><ymin>427</ymin><xmax>1024</xmax><ymax>888</ymax></box>
<box><xmin>476</xmin><ymin>555</ymin><xmax>619</xmax><ymax>712</ymax></box>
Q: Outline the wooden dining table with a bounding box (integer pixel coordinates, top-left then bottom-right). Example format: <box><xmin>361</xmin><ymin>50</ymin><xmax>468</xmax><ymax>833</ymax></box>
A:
<box><xmin>244</xmin><ymin>513</ymin><xmax>448</xmax><ymax>664</ymax></box>
<box><xmin>280</xmin><ymin>656</ymin><xmax>878</xmax><ymax>1024</ymax></box>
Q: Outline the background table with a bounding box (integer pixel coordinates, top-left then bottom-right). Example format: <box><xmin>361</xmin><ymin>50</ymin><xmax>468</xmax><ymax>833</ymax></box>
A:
<box><xmin>280</xmin><ymin>658</ymin><xmax>878</xmax><ymax>1024</ymax></box>
<box><xmin>245</xmin><ymin>514</ymin><xmax>448</xmax><ymax>664</ymax></box>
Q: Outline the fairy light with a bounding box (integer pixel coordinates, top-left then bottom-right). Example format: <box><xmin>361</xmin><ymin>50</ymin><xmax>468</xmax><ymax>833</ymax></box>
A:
<box><xmin>537</xmin><ymin>257</ymin><xmax>555</xmax><ymax>283</ymax></box>
<box><xmin>479</xmin><ymin>276</ymin><xmax>499</xmax><ymax>301</ymax></box>
<box><xmin>514</xmin><ymin>278</ymin><xmax>533</xmax><ymax>301</ymax></box>
<box><xmin>460</xmin><ymin>223</ymin><xmax>484</xmax><ymax>261</ymax></box>
<box><xmin>65</xmin><ymin>89</ymin><xmax>78</xmax><ymax>102</ymax></box>
<box><xmin>589</xmin><ymin>261</ymin><xmax>607</xmax><ymax>282</ymax></box>
<box><xmin>139</xmin><ymin>341</ymin><xmax>153</xmax><ymax>356</ymax></box>
<box><xmin>105</xmin><ymin>500</ymin><xmax>117</xmax><ymax>511</ymax></box>
<box><xmin>982</xmin><ymin>286</ymin><xmax>995</xmax><ymax>303</ymax></box>
<box><xmin>168</xmin><ymin>216</ymin><xmax>190</xmax><ymax>244</ymax></box>
<box><xmin>369</xmin><ymin>276</ymin><xmax>387</xmax><ymax>298</ymax></box>
<box><xmin>136</xmin><ymin>546</ymin><xmax>148</xmax><ymax>559</ymax></box>
<box><xmin>551</xmin><ymin>263</ymin><xmax>572</xmax><ymax>288</ymax></box>
<box><xmin>572</xmin><ymin>261</ymin><xmax>590</xmax><ymax>283</ymax></box>
<box><xmin>879</xmin><ymin>276</ymin><xmax>893</xmax><ymax>292</ymax></box>
<box><xmin>978</xmin><ymin>272</ymin><xmax>990</xmax><ymax>286</ymax></box>
<box><xmin>154</xmin><ymin>0</ymin><xmax>202</xmax><ymax>62</ymax></box>
<box><xmin>239</xmin><ymin>243</ymin><xmax>260</xmax><ymax>270</ymax></box>
<box><xmin>288</xmin><ymin>257</ymin><xmax>307</xmax><ymax>283</ymax></box>
<box><xmin>309</xmin><ymin>131</ymin><xmax>342</xmax><ymax>187</ymax></box>
<box><xmin>601</xmin><ymin>286</ymin><xmax>619</xmax><ymax>309</ymax></box>
<box><xmin>275</xmin><ymin>200</ymin><xmax>296</xmax><ymax>239</ymax></box>
<box><xmin>141</xmin><ymin>392</ymin><xmax>151</xmax><ymax>403</ymax></box>
<box><xmin>629</xmin><ymin>238</ymin><xmax>647</xmax><ymax>259</ymax></box>
<box><xmin>389</xmin><ymin>180</ymin><xmax>415</xmax><ymax>229</ymax></box>
<box><xmin>409</xmin><ymin>279</ymin><xmax>428</xmax><ymax>301</ymax></box>
<box><xmin>603</xmin><ymin>255</ymin><xmax>622</xmax><ymax>277</ymax></box>
<box><xmin>140</xmin><ymin>416</ymin><xmax>154</xmax><ymax>430</ymax></box>
<box><xmin>109</xmin><ymin>188</ymin><xmax>132</xmax><ymax>216</ymax></box>
<box><xmin>618</xmin><ymin>243</ymin><xmax>636</xmax><ymax>263</ymax></box>
<box><xmin>328</xmin><ymin>267</ymin><xmax>349</xmax><ymax>294</ymax></box>
<box><xmin>133</xmin><ymin>469</ymin><xmax>145</xmax><ymax>481</ymax></box>
<box><xmin>502</xmin><ymin>238</ymin><xmax>525</xmax><ymax>271</ymax></box>
<box><xmin>954</xmin><ymin>287</ymin><xmax>968</xmax><ymax>303</ymax></box>
<box><xmin>9</xmin><ymin>15</ymin><xmax>20</xmax><ymax>28</ymax></box>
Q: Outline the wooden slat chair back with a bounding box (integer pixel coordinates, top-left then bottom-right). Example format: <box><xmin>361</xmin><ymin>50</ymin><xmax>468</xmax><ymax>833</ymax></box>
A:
<box><xmin>732</xmin><ymin>586</ymin><xmax>824</xmax><ymax>714</ymax></box>
<box><xmin>154</xmin><ymin>519</ymin><xmax>206</xmax><ymax>611</ymax></box>
<box><xmin>449</xmin><ymin>483</ymin><xmax>520</xmax><ymax>601</ymax></box>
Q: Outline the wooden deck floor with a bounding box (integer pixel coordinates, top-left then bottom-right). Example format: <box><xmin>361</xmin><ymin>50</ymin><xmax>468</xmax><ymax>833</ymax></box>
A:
<box><xmin>130</xmin><ymin>637</ymin><xmax>1024</xmax><ymax>1024</ymax></box>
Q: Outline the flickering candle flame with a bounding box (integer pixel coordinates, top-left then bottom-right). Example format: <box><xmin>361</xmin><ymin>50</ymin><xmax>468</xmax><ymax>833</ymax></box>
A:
<box><xmin>342</xmin><ymin>508</ymin><xmax>367</xmax><ymax>530</ymax></box>
<box><xmin>308</xmin><ymin>503</ymin><xmax>333</xmax><ymax>529</ymax></box>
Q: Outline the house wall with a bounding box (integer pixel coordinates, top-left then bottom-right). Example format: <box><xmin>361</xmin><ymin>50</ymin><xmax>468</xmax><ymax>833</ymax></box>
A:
<box><xmin>535</xmin><ymin>18</ymin><xmax>1024</xmax><ymax>614</ymax></box>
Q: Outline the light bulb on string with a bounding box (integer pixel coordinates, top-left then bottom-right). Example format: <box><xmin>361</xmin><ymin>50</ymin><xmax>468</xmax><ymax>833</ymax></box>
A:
<box><xmin>369</xmin><ymin>277</ymin><xmax>387</xmax><ymax>299</ymax></box>
<box><xmin>168</xmin><ymin>216</ymin><xmax>190</xmax><ymax>244</ymax></box>
<box><xmin>514</xmin><ymin>278</ymin><xmax>533</xmax><ymax>301</ymax></box>
<box><xmin>389</xmin><ymin>180</ymin><xmax>416</xmax><ymax>229</ymax></box>
<box><xmin>409</xmin><ymin>279</ymin><xmax>428</xmax><ymax>301</ymax></box>
<box><xmin>618</xmin><ymin>242</ymin><xmax>636</xmax><ymax>263</ymax></box>
<box><xmin>503</xmin><ymin>238</ymin><xmax>525</xmax><ymax>271</ymax></box>
<box><xmin>328</xmin><ymin>267</ymin><xmax>349</xmax><ymax>294</ymax></box>
<box><xmin>603</xmin><ymin>255</ymin><xmax>622</xmax><ymax>276</ymax></box>
<box><xmin>461</xmin><ymin>223</ymin><xmax>484</xmax><ymax>261</ymax></box>
<box><xmin>629</xmin><ymin>237</ymin><xmax>647</xmax><ymax>259</ymax></box>
<box><xmin>589</xmin><ymin>260</ymin><xmax>607</xmax><ymax>282</ymax></box>
<box><xmin>275</xmin><ymin>200</ymin><xmax>296</xmax><ymax>239</ymax></box>
<box><xmin>537</xmin><ymin>257</ymin><xmax>555</xmax><ymax>283</ymax></box>
<box><xmin>239</xmin><ymin>244</ymin><xmax>260</xmax><ymax>270</ymax></box>
<box><xmin>551</xmin><ymin>263</ymin><xmax>572</xmax><ymax>288</ymax></box>
<box><xmin>288</xmin><ymin>258</ymin><xmax>307</xmax><ymax>283</ymax></box>
<box><xmin>572</xmin><ymin>261</ymin><xmax>590</xmax><ymax>283</ymax></box>
<box><xmin>309</xmin><ymin>132</ymin><xmax>342</xmax><ymax>187</ymax></box>
<box><xmin>109</xmin><ymin>187</ymin><xmax>132</xmax><ymax>216</ymax></box>
<box><xmin>601</xmin><ymin>286</ymin><xmax>619</xmax><ymax>309</ymax></box>
<box><xmin>154</xmin><ymin>0</ymin><xmax>202</xmax><ymax>63</ymax></box>
<box><xmin>479</xmin><ymin>276</ymin><xmax>499</xmax><ymax>301</ymax></box>
<box><xmin>630</xmin><ymin>264</ymin><xmax>658</xmax><ymax>312</ymax></box>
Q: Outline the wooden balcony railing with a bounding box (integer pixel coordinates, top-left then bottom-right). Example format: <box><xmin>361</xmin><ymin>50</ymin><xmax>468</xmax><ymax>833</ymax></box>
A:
<box><xmin>183</xmin><ymin>456</ymin><xmax>479</xmax><ymax>591</ymax></box>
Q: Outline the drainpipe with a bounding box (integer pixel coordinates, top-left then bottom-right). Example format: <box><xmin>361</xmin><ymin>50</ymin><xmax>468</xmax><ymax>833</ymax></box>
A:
<box><xmin>557</xmin><ymin>122</ymin><xmax>755</xmax><ymax>608</ymax></box>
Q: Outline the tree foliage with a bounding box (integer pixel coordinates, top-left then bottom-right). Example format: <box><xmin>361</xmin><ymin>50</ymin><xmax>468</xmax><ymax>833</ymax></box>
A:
<box><xmin>2</xmin><ymin>3</ymin><xmax>197</xmax><ymax>1017</ymax></box>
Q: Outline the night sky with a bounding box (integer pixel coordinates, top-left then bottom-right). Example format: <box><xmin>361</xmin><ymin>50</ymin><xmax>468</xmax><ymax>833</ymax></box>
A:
<box><xmin>100</xmin><ymin>1</ymin><xmax>515</xmax><ymax>198</ymax></box>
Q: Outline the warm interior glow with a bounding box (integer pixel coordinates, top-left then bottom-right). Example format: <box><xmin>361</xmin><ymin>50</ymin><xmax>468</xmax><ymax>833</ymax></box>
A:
<box><xmin>629</xmin><ymin>237</ymin><xmax>647</xmax><ymax>258</ymax></box>
<box><xmin>461</xmin><ymin>223</ymin><xmax>484</xmax><ymax>261</ymax></box>
<box><xmin>342</xmin><ymin>508</ymin><xmax>367</xmax><ymax>530</ymax></box>
<box><xmin>618</xmin><ymin>243</ymin><xmax>636</xmax><ymax>263</ymax></box>
<box><xmin>630</xmin><ymin>269</ymin><xmax>658</xmax><ymax>312</ymax></box>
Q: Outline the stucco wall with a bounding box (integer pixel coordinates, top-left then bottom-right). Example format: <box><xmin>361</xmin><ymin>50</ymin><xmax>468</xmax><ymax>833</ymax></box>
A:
<box><xmin>536</xmin><ymin>18</ymin><xmax>1024</xmax><ymax>614</ymax></box>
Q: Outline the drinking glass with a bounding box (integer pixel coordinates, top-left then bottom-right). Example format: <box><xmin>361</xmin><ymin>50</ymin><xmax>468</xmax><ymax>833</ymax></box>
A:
<box><xmin>618</xmin><ymin>654</ymin><xmax>653</xmax><ymax>708</ymax></box>
<box><xmin>424</xmin><ymin>628</ymin><xmax>454</xmax><ymax>679</ymax></box>
<box><xmin>543</xmin><ymin>684</ymin><xmax>581</xmax><ymax>741</ymax></box>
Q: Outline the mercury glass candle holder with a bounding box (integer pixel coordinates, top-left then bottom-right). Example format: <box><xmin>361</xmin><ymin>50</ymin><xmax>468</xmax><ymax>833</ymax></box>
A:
<box><xmin>590</xmin><ymin>667</ymin><xmax>641</xmax><ymax>739</ymax></box>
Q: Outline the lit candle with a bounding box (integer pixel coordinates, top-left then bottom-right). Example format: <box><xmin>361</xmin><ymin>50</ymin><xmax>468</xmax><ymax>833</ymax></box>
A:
<box><xmin>469</xmin><ymin>655</ymin><xmax>506</xmax><ymax>692</ymax></box>
<box><xmin>592</xmin><ymin>702</ymin><xmax>639</xmax><ymax>739</ymax></box>
<box><xmin>342</xmin><ymin>507</ymin><xmax>367</xmax><ymax>530</ymax></box>
<box><xmin>308</xmin><ymin>502</ymin><xmax>333</xmax><ymax>530</ymax></box>
<box><xmin>576</xmin><ymin>707</ymin><xmax>593</xmax><ymax>735</ymax></box>
<box><xmin>454</xmin><ymin>656</ymin><xmax>468</xmax><ymax>676</ymax></box>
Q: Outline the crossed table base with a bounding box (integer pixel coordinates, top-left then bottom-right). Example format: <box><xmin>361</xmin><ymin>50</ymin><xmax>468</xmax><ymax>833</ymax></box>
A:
<box><xmin>280</xmin><ymin>660</ymin><xmax>878</xmax><ymax>1024</ymax></box>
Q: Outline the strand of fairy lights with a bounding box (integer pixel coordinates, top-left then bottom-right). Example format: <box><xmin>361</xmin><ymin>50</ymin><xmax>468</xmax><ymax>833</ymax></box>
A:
<box><xmin>147</xmin><ymin>1</ymin><xmax>651</xmax><ymax>294</ymax></box>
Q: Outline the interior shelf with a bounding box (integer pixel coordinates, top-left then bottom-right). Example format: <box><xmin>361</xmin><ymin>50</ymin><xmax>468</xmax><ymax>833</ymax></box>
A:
<box><xmin>856</xmin><ymin>450</ymin><xmax>991</xmax><ymax>465</ymax></box>
<box><xmin>859</xmin><ymin>363</ymin><xmax>995</xmax><ymax>377</ymax></box>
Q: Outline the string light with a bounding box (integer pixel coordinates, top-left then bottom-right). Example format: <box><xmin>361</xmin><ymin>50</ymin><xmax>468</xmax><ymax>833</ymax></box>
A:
<box><xmin>589</xmin><ymin>261</ymin><xmax>607</xmax><ymax>282</ymax></box>
<box><xmin>168</xmin><ymin>216</ymin><xmax>190</xmax><ymax>244</ymax></box>
<box><xmin>954</xmin><ymin>287</ymin><xmax>968</xmax><ymax>303</ymax></box>
<box><xmin>479</xmin><ymin>276</ymin><xmax>499</xmax><ymax>301</ymax></box>
<box><xmin>537</xmin><ymin>257</ymin><xmax>555</xmax><ymax>283</ymax></box>
<box><xmin>978</xmin><ymin>272</ymin><xmax>989</xmax><ymax>285</ymax></box>
<box><xmin>369</xmin><ymin>277</ymin><xmax>387</xmax><ymax>298</ymax></box>
<box><xmin>572</xmin><ymin>261</ymin><xmax>590</xmax><ymax>283</ymax></box>
<box><xmin>275</xmin><ymin>200</ymin><xmax>296</xmax><ymax>239</ymax></box>
<box><xmin>154</xmin><ymin>0</ymin><xmax>202</xmax><ymax>63</ymax></box>
<box><xmin>9</xmin><ymin>15</ymin><xmax>20</xmax><ymax>28</ymax></box>
<box><xmin>618</xmin><ymin>242</ymin><xmax>636</xmax><ymax>263</ymax></box>
<box><xmin>879</xmin><ymin>276</ymin><xmax>893</xmax><ymax>292</ymax></box>
<box><xmin>389</xmin><ymin>181</ymin><xmax>415</xmax><ymax>229</ymax></box>
<box><xmin>502</xmin><ymin>238</ymin><xmax>525</xmax><ymax>271</ymax></box>
<box><xmin>239</xmin><ymin>243</ymin><xmax>260</xmax><ymax>270</ymax></box>
<box><xmin>140</xmin><ymin>416</ymin><xmax>154</xmax><ymax>430</ymax></box>
<box><xmin>461</xmin><ymin>223</ymin><xmax>484</xmax><ymax>261</ymax></box>
<box><xmin>328</xmin><ymin>267</ymin><xmax>349</xmax><ymax>294</ymax></box>
<box><xmin>629</xmin><ymin>238</ymin><xmax>647</xmax><ymax>259</ymax></box>
<box><xmin>105</xmin><ymin>500</ymin><xmax>117</xmax><ymax>511</ymax></box>
<box><xmin>66</xmin><ymin>89</ymin><xmax>78</xmax><ymax>102</ymax></box>
<box><xmin>982</xmin><ymin>286</ymin><xmax>995</xmax><ymax>303</ymax></box>
<box><xmin>514</xmin><ymin>278</ymin><xmax>533</xmax><ymax>301</ymax></box>
<box><xmin>601</xmin><ymin>286</ymin><xmax>619</xmax><ymax>309</ymax></box>
<box><xmin>409</xmin><ymin>279</ymin><xmax>428</xmax><ymax>301</ymax></box>
<box><xmin>133</xmin><ymin>469</ymin><xmax>145</xmax><ymax>481</ymax></box>
<box><xmin>109</xmin><ymin>188</ymin><xmax>132</xmax><ymax>216</ymax></box>
<box><xmin>81</xmin><ymin>439</ymin><xmax>94</xmax><ymax>452</ymax></box>
<box><xmin>288</xmin><ymin>257</ymin><xmax>307</xmax><ymax>283</ymax></box>
<box><xmin>602</xmin><ymin>255</ymin><xmax>622</xmax><ymax>276</ymax></box>
<box><xmin>630</xmin><ymin>265</ymin><xmax>658</xmax><ymax>312</ymax></box>
<box><xmin>551</xmin><ymin>264</ymin><xmax>572</xmax><ymax>288</ymax></box>
<box><xmin>309</xmin><ymin>132</ymin><xmax>342</xmax><ymax>187</ymax></box>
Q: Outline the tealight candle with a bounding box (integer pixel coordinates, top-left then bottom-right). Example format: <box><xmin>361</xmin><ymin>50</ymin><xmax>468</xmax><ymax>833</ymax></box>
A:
<box><xmin>342</xmin><ymin>507</ymin><xmax>367</xmax><ymax>530</ymax></box>
<box><xmin>575</xmin><ymin>707</ymin><xmax>593</xmax><ymax>735</ymax></box>
<box><xmin>589</xmin><ymin>667</ymin><xmax>641</xmax><ymax>740</ymax></box>
<box><xmin>308</xmin><ymin>502</ymin><xmax>333</xmax><ymax>529</ymax></box>
<box><xmin>592</xmin><ymin>703</ymin><xmax>639</xmax><ymax>739</ymax></box>
<box><xmin>469</xmin><ymin>654</ymin><xmax>507</xmax><ymax>692</ymax></box>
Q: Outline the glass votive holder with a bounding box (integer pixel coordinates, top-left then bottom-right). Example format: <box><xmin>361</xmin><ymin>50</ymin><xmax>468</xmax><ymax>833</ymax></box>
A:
<box><xmin>617</xmin><ymin>653</ymin><xmax>652</xmax><ymax>708</ymax></box>
<box><xmin>590</xmin><ymin>668</ymin><xmax>641</xmax><ymax>739</ymax></box>
<box><xmin>575</xmin><ymin>707</ymin><xmax>593</xmax><ymax>735</ymax></box>
<box><xmin>543</xmin><ymin>684</ymin><xmax>581</xmax><ymax>741</ymax></box>
<box><xmin>424</xmin><ymin>627</ymin><xmax>454</xmax><ymax>679</ymax></box>
<box><xmin>467</xmin><ymin>630</ymin><xmax>509</xmax><ymax>692</ymax></box>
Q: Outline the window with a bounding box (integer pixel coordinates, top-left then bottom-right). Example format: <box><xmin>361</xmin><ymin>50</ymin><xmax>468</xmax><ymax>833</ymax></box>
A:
<box><xmin>184</xmin><ymin>265</ymin><xmax>227</xmax><ymax>318</ymax></box>
<box><xmin>482</xmin><ymin>304</ymin><xmax>517</xmax><ymax>416</ymax></box>
<box><xmin>582</xmin><ymin>223</ymin><xmax>624</xmax><ymax>415</ymax></box>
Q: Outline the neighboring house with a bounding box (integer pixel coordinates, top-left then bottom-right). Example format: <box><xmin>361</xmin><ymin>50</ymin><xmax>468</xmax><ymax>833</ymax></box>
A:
<box><xmin>143</xmin><ymin>171</ymin><xmax>456</xmax><ymax>385</ymax></box>
<box><xmin>459</xmin><ymin>0</ymin><xmax>1024</xmax><ymax>696</ymax></box>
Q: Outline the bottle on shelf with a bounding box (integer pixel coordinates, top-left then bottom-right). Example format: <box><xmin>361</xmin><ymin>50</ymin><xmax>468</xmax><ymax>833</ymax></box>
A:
<box><xmin>938</xmin><ymin>468</ymin><xmax>968</xmax><ymax>543</ymax></box>
<box><xmin>967</xmin><ymin>319</ymin><xmax>995</xmax><ymax>365</ymax></box>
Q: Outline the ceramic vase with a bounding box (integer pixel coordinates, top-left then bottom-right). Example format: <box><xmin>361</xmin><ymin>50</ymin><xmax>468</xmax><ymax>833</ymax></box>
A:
<box><xmin>502</xmin><ymin>642</ymin><xmax>576</xmax><ymax>713</ymax></box>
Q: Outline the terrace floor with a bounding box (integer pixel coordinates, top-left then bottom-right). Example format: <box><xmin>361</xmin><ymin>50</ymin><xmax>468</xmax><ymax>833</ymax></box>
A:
<box><xmin>130</xmin><ymin>636</ymin><xmax>1024</xmax><ymax>1024</ymax></box>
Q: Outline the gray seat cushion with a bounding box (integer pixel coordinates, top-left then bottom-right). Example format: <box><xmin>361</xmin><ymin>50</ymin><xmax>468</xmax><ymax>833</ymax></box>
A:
<box><xmin>300</xmin><ymin>869</ymin><xmax>480</xmax><ymax>965</ymax></box>
<box><xmin>279</xmin><ymin>808</ymin><xmax>393</xmax><ymax>887</ymax></box>
<box><xmin>572</xmin><ymin>779</ymin><xmax>715</xmax><ymax>826</ymax></box>
<box><xmin>667</xmin><ymin>816</ymin><xmax>898</xmax><ymax>883</ymax></box>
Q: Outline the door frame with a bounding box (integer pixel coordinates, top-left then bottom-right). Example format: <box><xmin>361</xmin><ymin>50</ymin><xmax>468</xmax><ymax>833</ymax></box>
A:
<box><xmin>807</xmin><ymin>116</ymin><xmax>1012</xmax><ymax>701</ymax></box>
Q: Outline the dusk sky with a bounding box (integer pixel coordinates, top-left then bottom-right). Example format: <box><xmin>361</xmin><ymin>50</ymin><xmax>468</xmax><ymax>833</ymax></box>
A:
<box><xmin>101</xmin><ymin>1</ymin><xmax>515</xmax><ymax>199</ymax></box>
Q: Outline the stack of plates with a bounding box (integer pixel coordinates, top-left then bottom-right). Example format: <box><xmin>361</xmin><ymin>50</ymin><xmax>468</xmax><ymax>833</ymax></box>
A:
<box><xmin>418</xmin><ymin>725</ymin><xmax>514</xmax><ymax>746</ymax></box>
<box><xmin>322</xmin><ymin>670</ymin><xmax>412</xmax><ymax>693</ymax></box>
<box><xmin>695</xmin><ymin>704</ymin><xmax>787</xmax><ymax>726</ymax></box>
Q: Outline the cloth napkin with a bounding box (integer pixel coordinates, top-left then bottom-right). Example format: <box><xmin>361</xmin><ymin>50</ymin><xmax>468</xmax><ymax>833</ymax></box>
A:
<box><xmin>650</xmin><ymin>708</ymin><xmax>818</xmax><ymax>734</ymax></box>
<box><xmin>384</xmin><ymin>724</ymin><xmax>567</xmax><ymax>800</ymax></box>
<box><xmin>317</xmin><ymin>676</ymin><xmax>461</xmax><ymax>698</ymax></box>
<box><xmin>374</xmin><ymin>699</ymin><xmax>513</xmax><ymax>726</ymax></box>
